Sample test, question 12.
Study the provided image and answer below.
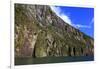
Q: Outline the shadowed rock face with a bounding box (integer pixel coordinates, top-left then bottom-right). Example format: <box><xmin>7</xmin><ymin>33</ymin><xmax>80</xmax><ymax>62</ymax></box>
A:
<box><xmin>15</xmin><ymin>4</ymin><xmax>94</xmax><ymax>58</ymax></box>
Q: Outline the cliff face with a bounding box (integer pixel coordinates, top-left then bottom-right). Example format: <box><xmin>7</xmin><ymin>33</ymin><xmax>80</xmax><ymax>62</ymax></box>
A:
<box><xmin>15</xmin><ymin>4</ymin><xmax>94</xmax><ymax>58</ymax></box>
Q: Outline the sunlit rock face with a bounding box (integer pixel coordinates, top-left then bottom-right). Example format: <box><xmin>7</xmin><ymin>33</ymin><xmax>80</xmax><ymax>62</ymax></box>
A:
<box><xmin>15</xmin><ymin>4</ymin><xmax>94</xmax><ymax>58</ymax></box>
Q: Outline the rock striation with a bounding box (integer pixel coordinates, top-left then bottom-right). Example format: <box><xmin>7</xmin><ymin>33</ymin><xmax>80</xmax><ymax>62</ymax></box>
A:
<box><xmin>15</xmin><ymin>4</ymin><xmax>94</xmax><ymax>58</ymax></box>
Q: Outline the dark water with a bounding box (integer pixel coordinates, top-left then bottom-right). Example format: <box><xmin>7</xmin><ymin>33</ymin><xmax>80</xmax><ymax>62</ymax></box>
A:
<box><xmin>15</xmin><ymin>56</ymin><xmax>94</xmax><ymax>65</ymax></box>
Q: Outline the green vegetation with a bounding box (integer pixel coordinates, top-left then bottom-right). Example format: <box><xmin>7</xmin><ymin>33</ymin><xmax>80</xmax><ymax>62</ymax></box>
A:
<box><xmin>15</xmin><ymin>4</ymin><xmax>94</xmax><ymax>58</ymax></box>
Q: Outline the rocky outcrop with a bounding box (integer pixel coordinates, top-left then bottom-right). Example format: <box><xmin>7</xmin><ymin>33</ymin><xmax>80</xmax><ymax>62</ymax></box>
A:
<box><xmin>15</xmin><ymin>4</ymin><xmax>94</xmax><ymax>58</ymax></box>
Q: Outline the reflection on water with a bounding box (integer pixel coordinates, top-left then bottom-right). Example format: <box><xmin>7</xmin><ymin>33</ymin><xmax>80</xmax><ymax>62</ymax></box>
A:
<box><xmin>15</xmin><ymin>56</ymin><xmax>94</xmax><ymax>65</ymax></box>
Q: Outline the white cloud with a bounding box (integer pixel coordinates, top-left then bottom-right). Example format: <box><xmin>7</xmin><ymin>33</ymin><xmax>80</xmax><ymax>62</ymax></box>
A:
<box><xmin>50</xmin><ymin>6</ymin><xmax>61</xmax><ymax>15</ymax></box>
<box><xmin>73</xmin><ymin>18</ymin><xmax>94</xmax><ymax>29</ymax></box>
<box><xmin>60</xmin><ymin>14</ymin><xmax>72</xmax><ymax>25</ymax></box>
<box><xmin>50</xmin><ymin>6</ymin><xmax>72</xmax><ymax>25</ymax></box>
<box><xmin>90</xmin><ymin>18</ymin><xmax>94</xmax><ymax>25</ymax></box>
<box><xmin>50</xmin><ymin>6</ymin><xmax>94</xmax><ymax>29</ymax></box>
<box><xmin>72</xmin><ymin>24</ymin><xmax>91</xmax><ymax>29</ymax></box>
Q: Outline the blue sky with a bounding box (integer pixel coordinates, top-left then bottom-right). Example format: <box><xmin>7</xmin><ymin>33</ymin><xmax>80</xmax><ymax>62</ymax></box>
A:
<box><xmin>50</xmin><ymin>6</ymin><xmax>94</xmax><ymax>38</ymax></box>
